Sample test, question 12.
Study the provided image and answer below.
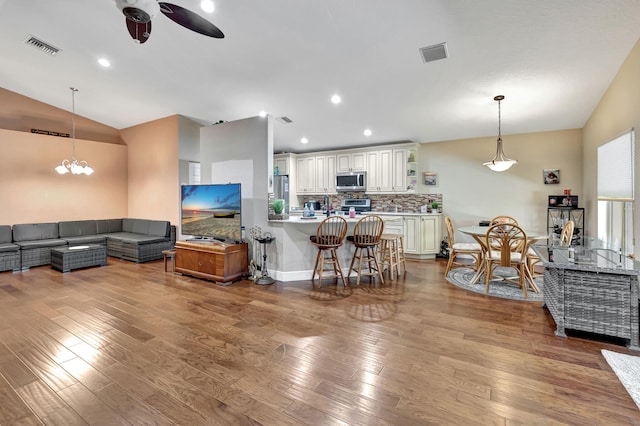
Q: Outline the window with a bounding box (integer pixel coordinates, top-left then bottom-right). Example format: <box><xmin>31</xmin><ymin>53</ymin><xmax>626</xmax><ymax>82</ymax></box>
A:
<box><xmin>597</xmin><ymin>129</ymin><xmax>634</xmax><ymax>253</ymax></box>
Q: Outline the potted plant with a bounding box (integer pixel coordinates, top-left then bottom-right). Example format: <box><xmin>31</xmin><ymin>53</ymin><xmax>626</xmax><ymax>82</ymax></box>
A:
<box><xmin>431</xmin><ymin>201</ymin><xmax>439</xmax><ymax>213</ymax></box>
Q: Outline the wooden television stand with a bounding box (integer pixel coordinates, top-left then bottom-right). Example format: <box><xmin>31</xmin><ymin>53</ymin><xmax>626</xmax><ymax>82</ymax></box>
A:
<box><xmin>175</xmin><ymin>240</ymin><xmax>248</xmax><ymax>285</ymax></box>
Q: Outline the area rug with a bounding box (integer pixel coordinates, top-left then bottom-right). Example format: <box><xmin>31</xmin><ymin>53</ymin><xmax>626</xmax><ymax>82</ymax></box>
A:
<box><xmin>602</xmin><ymin>349</ymin><xmax>640</xmax><ymax>410</ymax></box>
<box><xmin>446</xmin><ymin>267</ymin><xmax>544</xmax><ymax>302</ymax></box>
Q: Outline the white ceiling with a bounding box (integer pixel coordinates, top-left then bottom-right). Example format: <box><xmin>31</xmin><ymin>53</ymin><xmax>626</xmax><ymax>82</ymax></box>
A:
<box><xmin>1</xmin><ymin>0</ymin><xmax>639</xmax><ymax>153</ymax></box>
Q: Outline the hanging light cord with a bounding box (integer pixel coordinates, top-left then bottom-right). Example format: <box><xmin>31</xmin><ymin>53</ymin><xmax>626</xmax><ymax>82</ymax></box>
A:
<box><xmin>71</xmin><ymin>87</ymin><xmax>77</xmax><ymax>158</ymax></box>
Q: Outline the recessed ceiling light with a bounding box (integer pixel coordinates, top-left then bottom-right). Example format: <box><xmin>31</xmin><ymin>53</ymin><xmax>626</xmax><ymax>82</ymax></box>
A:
<box><xmin>301</xmin><ymin>137</ymin><xmax>309</xmax><ymax>144</ymax></box>
<box><xmin>331</xmin><ymin>94</ymin><xmax>341</xmax><ymax>104</ymax></box>
<box><xmin>200</xmin><ymin>0</ymin><xmax>214</xmax><ymax>13</ymax></box>
<box><xmin>259</xmin><ymin>110</ymin><xmax>267</xmax><ymax>118</ymax></box>
<box><xmin>363</xmin><ymin>128</ymin><xmax>372</xmax><ymax>137</ymax></box>
<box><xmin>98</xmin><ymin>58</ymin><xmax>111</xmax><ymax>67</ymax></box>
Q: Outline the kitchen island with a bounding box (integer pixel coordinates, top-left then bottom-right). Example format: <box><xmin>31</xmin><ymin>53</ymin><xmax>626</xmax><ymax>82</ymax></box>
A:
<box><xmin>532</xmin><ymin>239</ymin><xmax>640</xmax><ymax>350</ymax></box>
<box><xmin>266</xmin><ymin>212</ymin><xmax>441</xmax><ymax>281</ymax></box>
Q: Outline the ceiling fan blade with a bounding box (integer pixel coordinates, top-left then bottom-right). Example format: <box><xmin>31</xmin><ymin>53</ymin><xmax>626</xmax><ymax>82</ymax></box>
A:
<box><xmin>126</xmin><ymin>18</ymin><xmax>151</xmax><ymax>43</ymax></box>
<box><xmin>158</xmin><ymin>2</ymin><xmax>224</xmax><ymax>38</ymax></box>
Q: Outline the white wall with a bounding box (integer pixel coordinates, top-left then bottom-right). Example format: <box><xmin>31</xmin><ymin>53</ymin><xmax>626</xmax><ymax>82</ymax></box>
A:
<box><xmin>419</xmin><ymin>129</ymin><xmax>583</xmax><ymax>241</ymax></box>
<box><xmin>200</xmin><ymin>116</ymin><xmax>273</xmax><ymax>265</ymax></box>
<box><xmin>583</xmin><ymin>38</ymin><xmax>640</xmax><ymax>255</ymax></box>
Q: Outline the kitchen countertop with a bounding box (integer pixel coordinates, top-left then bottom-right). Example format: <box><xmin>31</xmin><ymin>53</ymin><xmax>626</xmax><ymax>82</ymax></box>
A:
<box><xmin>270</xmin><ymin>212</ymin><xmax>441</xmax><ymax>223</ymax></box>
<box><xmin>269</xmin><ymin>215</ymin><xmax>364</xmax><ymax>223</ymax></box>
<box><xmin>365</xmin><ymin>211</ymin><xmax>441</xmax><ymax>216</ymax></box>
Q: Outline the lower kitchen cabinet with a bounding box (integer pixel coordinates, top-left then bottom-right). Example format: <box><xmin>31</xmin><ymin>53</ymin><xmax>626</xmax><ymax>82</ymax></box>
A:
<box><xmin>376</xmin><ymin>213</ymin><xmax>441</xmax><ymax>259</ymax></box>
<box><xmin>402</xmin><ymin>215</ymin><xmax>441</xmax><ymax>259</ymax></box>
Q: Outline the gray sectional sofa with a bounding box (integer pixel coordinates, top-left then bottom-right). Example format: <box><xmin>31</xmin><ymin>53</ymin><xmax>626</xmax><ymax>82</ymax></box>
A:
<box><xmin>1</xmin><ymin>218</ymin><xmax>176</xmax><ymax>271</ymax></box>
<box><xmin>0</xmin><ymin>225</ymin><xmax>20</xmax><ymax>272</ymax></box>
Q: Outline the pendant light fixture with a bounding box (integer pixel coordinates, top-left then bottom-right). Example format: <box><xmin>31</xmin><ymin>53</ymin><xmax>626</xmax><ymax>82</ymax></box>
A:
<box><xmin>483</xmin><ymin>95</ymin><xmax>517</xmax><ymax>172</ymax></box>
<box><xmin>55</xmin><ymin>87</ymin><xmax>94</xmax><ymax>175</ymax></box>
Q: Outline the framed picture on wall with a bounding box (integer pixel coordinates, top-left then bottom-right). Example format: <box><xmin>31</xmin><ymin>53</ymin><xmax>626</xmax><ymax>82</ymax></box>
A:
<box><xmin>423</xmin><ymin>172</ymin><xmax>437</xmax><ymax>186</ymax></box>
<box><xmin>543</xmin><ymin>169</ymin><xmax>560</xmax><ymax>184</ymax></box>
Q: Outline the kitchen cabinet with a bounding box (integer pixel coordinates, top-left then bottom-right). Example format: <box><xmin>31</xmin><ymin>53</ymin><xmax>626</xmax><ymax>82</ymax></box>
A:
<box><xmin>403</xmin><ymin>214</ymin><xmax>441</xmax><ymax>259</ymax></box>
<box><xmin>369</xmin><ymin>212</ymin><xmax>441</xmax><ymax>259</ymax></box>
<box><xmin>296</xmin><ymin>156</ymin><xmax>316</xmax><ymax>194</ymax></box>
<box><xmin>274</xmin><ymin>153</ymin><xmax>295</xmax><ymax>176</ymax></box>
<box><xmin>366</xmin><ymin>149</ymin><xmax>393</xmax><ymax>193</ymax></box>
<box><xmin>314</xmin><ymin>155</ymin><xmax>336</xmax><ymax>194</ymax></box>
<box><xmin>336</xmin><ymin>152</ymin><xmax>366</xmax><ymax>172</ymax></box>
<box><xmin>283</xmin><ymin>142</ymin><xmax>418</xmax><ymax>194</ymax></box>
<box><xmin>392</xmin><ymin>148</ymin><xmax>417</xmax><ymax>192</ymax></box>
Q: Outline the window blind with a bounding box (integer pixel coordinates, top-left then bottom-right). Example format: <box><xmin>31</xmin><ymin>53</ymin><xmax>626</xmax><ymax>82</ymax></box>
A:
<box><xmin>597</xmin><ymin>129</ymin><xmax>635</xmax><ymax>201</ymax></box>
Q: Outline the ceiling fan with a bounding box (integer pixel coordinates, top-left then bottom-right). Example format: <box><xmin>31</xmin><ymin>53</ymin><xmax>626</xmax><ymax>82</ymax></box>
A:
<box><xmin>114</xmin><ymin>0</ymin><xmax>224</xmax><ymax>44</ymax></box>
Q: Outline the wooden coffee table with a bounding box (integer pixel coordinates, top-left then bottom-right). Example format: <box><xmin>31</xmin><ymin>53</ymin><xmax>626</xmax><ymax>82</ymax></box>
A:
<box><xmin>51</xmin><ymin>244</ymin><xmax>107</xmax><ymax>272</ymax></box>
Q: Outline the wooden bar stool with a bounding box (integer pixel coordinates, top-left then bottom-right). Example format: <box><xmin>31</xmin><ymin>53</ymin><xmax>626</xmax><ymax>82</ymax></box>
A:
<box><xmin>379</xmin><ymin>234</ymin><xmax>399</xmax><ymax>280</ymax></box>
<box><xmin>347</xmin><ymin>215</ymin><xmax>385</xmax><ymax>286</ymax></box>
<box><xmin>310</xmin><ymin>216</ymin><xmax>348</xmax><ymax>286</ymax></box>
<box><xmin>379</xmin><ymin>233</ymin><xmax>406</xmax><ymax>280</ymax></box>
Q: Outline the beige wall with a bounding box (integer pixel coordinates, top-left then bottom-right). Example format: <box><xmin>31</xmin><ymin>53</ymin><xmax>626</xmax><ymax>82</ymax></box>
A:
<box><xmin>0</xmin><ymin>87</ymin><xmax>123</xmax><ymax>145</ymax></box>
<box><xmin>0</xmin><ymin>128</ymin><xmax>128</xmax><ymax>224</ymax></box>
<box><xmin>583</xmin><ymin>39</ymin><xmax>640</xmax><ymax>246</ymax></box>
<box><xmin>121</xmin><ymin>115</ymin><xmax>180</xmax><ymax>225</ymax></box>
<box><xmin>419</xmin><ymin>129</ymin><xmax>583</xmax><ymax>237</ymax></box>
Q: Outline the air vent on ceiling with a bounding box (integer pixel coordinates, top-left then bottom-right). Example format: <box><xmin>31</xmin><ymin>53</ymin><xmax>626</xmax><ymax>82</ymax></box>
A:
<box><xmin>277</xmin><ymin>116</ymin><xmax>293</xmax><ymax>124</ymax></box>
<box><xmin>419</xmin><ymin>42</ymin><xmax>447</xmax><ymax>63</ymax></box>
<box><xmin>24</xmin><ymin>35</ymin><xmax>61</xmax><ymax>56</ymax></box>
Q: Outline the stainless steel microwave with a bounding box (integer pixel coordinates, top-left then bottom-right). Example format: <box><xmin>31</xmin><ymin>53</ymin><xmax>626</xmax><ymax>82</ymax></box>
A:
<box><xmin>336</xmin><ymin>171</ymin><xmax>366</xmax><ymax>192</ymax></box>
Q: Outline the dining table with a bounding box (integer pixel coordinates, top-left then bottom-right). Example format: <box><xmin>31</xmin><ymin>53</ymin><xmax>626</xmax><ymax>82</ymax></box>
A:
<box><xmin>458</xmin><ymin>225</ymin><xmax>548</xmax><ymax>292</ymax></box>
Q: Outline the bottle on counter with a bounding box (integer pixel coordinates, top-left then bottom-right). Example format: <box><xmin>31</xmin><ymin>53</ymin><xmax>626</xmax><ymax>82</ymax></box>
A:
<box><xmin>309</xmin><ymin>204</ymin><xmax>315</xmax><ymax>217</ymax></box>
<box><xmin>349</xmin><ymin>207</ymin><xmax>356</xmax><ymax>218</ymax></box>
<box><xmin>303</xmin><ymin>204</ymin><xmax>310</xmax><ymax>218</ymax></box>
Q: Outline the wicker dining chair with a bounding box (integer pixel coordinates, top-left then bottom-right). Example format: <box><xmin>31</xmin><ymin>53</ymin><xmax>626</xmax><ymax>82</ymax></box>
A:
<box><xmin>528</xmin><ymin>220</ymin><xmax>574</xmax><ymax>276</ymax></box>
<box><xmin>485</xmin><ymin>222</ymin><xmax>529</xmax><ymax>298</ymax></box>
<box><xmin>490</xmin><ymin>215</ymin><xmax>519</xmax><ymax>225</ymax></box>
<box><xmin>444</xmin><ymin>217</ymin><xmax>483</xmax><ymax>276</ymax></box>
<box><xmin>347</xmin><ymin>215</ymin><xmax>385</xmax><ymax>286</ymax></box>
<box><xmin>310</xmin><ymin>215</ymin><xmax>349</xmax><ymax>286</ymax></box>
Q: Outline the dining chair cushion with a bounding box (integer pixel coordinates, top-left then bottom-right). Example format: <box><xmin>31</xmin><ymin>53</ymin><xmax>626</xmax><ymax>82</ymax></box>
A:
<box><xmin>487</xmin><ymin>252</ymin><xmax>523</xmax><ymax>262</ymax></box>
<box><xmin>451</xmin><ymin>242</ymin><xmax>482</xmax><ymax>251</ymax></box>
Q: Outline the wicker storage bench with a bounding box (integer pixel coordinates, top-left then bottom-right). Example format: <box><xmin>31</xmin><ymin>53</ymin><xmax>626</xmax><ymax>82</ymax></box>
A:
<box><xmin>51</xmin><ymin>244</ymin><xmax>107</xmax><ymax>272</ymax></box>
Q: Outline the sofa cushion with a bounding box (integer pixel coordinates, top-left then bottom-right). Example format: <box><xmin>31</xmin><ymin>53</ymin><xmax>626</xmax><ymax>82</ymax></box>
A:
<box><xmin>0</xmin><ymin>225</ymin><xmax>12</xmax><ymax>244</ymax></box>
<box><xmin>0</xmin><ymin>242</ymin><xmax>19</xmax><ymax>253</ymax></box>
<box><xmin>63</xmin><ymin>235</ymin><xmax>107</xmax><ymax>246</ymax></box>
<box><xmin>148</xmin><ymin>221</ymin><xmax>170</xmax><ymax>237</ymax></box>
<box><xmin>14</xmin><ymin>238</ymin><xmax>67</xmax><ymax>249</ymax></box>
<box><xmin>59</xmin><ymin>220</ymin><xmax>98</xmax><ymax>238</ymax></box>
<box><xmin>12</xmin><ymin>223</ymin><xmax>59</xmax><ymax>242</ymax></box>
<box><xmin>105</xmin><ymin>232</ymin><xmax>168</xmax><ymax>244</ymax></box>
<box><xmin>96</xmin><ymin>219</ymin><xmax>122</xmax><ymax>234</ymax></box>
<box><xmin>122</xmin><ymin>218</ymin><xmax>150</xmax><ymax>235</ymax></box>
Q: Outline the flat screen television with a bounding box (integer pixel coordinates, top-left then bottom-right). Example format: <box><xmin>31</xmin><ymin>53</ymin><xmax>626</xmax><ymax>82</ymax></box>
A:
<box><xmin>180</xmin><ymin>183</ymin><xmax>242</xmax><ymax>242</ymax></box>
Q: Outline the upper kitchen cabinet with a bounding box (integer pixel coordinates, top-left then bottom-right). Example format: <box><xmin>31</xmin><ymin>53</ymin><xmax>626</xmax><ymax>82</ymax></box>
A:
<box><xmin>366</xmin><ymin>149</ymin><xmax>393</xmax><ymax>193</ymax></box>
<box><xmin>274</xmin><ymin>153</ymin><xmax>296</xmax><ymax>176</ymax></box>
<box><xmin>296</xmin><ymin>156</ymin><xmax>316</xmax><ymax>194</ymax></box>
<box><xmin>336</xmin><ymin>152</ymin><xmax>366</xmax><ymax>173</ymax></box>
<box><xmin>314</xmin><ymin>155</ymin><xmax>337</xmax><ymax>194</ymax></box>
<box><xmin>392</xmin><ymin>147</ymin><xmax>417</xmax><ymax>192</ymax></box>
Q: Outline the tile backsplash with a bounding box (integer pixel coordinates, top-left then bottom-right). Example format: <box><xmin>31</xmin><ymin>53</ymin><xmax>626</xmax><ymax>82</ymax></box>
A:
<box><xmin>301</xmin><ymin>193</ymin><xmax>442</xmax><ymax>213</ymax></box>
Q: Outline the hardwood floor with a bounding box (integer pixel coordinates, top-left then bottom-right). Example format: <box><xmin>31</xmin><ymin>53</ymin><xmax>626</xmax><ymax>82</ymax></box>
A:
<box><xmin>0</xmin><ymin>257</ymin><xmax>639</xmax><ymax>425</ymax></box>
